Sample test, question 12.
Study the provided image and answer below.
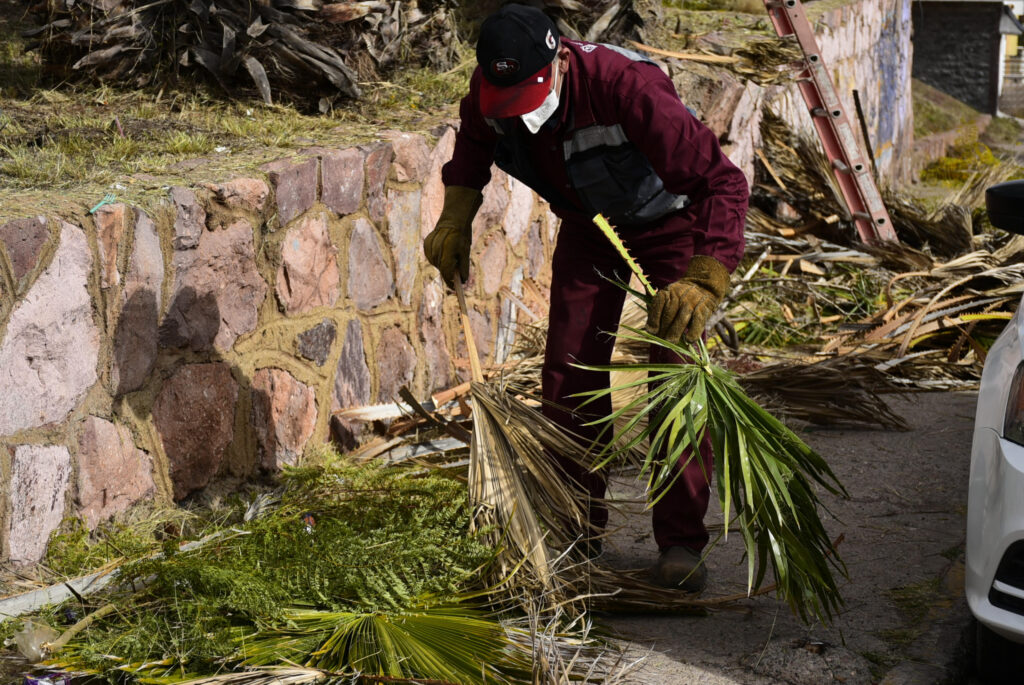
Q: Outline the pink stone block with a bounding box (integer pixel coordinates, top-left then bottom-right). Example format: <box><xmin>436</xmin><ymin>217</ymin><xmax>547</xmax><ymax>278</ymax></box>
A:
<box><xmin>262</xmin><ymin>156</ymin><xmax>319</xmax><ymax>226</ymax></box>
<box><xmin>347</xmin><ymin>218</ymin><xmax>394</xmax><ymax>310</ymax></box>
<box><xmin>204</xmin><ymin>178</ymin><xmax>270</xmax><ymax>213</ymax></box>
<box><xmin>322</xmin><ymin>147</ymin><xmax>365</xmax><ymax>216</ymax></box>
<box><xmin>383</xmin><ymin>131</ymin><xmax>432</xmax><ymax>183</ymax></box>
<box><xmin>8</xmin><ymin>445</ymin><xmax>71</xmax><ymax>565</ymax></box>
<box><xmin>251</xmin><ymin>368</ymin><xmax>317</xmax><ymax>471</ymax></box>
<box><xmin>77</xmin><ymin>417</ymin><xmax>155</xmax><ymax>528</ymax></box>
<box><xmin>276</xmin><ymin>212</ymin><xmax>340</xmax><ymax>315</ymax></box>
<box><xmin>94</xmin><ymin>203</ymin><xmax>128</xmax><ymax>289</ymax></box>
<box><xmin>153</xmin><ymin>363</ymin><xmax>238</xmax><ymax>500</ymax></box>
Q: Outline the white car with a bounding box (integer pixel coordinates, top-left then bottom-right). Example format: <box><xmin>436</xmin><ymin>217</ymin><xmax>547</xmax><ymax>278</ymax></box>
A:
<box><xmin>966</xmin><ymin>179</ymin><xmax>1024</xmax><ymax>682</ymax></box>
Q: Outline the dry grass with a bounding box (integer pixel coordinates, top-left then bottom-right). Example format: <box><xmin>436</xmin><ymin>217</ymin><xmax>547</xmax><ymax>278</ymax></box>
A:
<box><xmin>0</xmin><ymin>0</ymin><xmax>473</xmax><ymax>222</ymax></box>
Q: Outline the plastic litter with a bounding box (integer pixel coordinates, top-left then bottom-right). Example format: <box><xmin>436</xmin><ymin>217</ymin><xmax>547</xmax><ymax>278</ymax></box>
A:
<box><xmin>22</xmin><ymin>672</ymin><xmax>73</xmax><ymax>685</ymax></box>
<box><xmin>13</xmin><ymin>620</ymin><xmax>59</xmax><ymax>662</ymax></box>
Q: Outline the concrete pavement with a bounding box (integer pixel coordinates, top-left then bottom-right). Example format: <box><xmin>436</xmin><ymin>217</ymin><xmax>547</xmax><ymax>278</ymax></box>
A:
<box><xmin>600</xmin><ymin>391</ymin><xmax>979</xmax><ymax>684</ymax></box>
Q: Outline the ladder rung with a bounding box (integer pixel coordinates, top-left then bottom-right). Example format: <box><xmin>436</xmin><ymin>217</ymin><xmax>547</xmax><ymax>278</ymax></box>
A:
<box><xmin>763</xmin><ymin>0</ymin><xmax>897</xmax><ymax>244</ymax></box>
<box><xmin>810</xmin><ymin>107</ymin><xmax>843</xmax><ymax>119</ymax></box>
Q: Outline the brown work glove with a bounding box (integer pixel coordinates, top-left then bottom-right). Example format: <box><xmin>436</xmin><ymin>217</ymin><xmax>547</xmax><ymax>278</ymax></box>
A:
<box><xmin>423</xmin><ymin>185</ymin><xmax>483</xmax><ymax>287</ymax></box>
<box><xmin>646</xmin><ymin>255</ymin><xmax>731</xmax><ymax>344</ymax></box>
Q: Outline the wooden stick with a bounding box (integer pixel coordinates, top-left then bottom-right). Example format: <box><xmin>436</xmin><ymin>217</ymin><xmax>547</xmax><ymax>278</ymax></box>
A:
<box><xmin>851</xmin><ymin>89</ymin><xmax>879</xmax><ymax>182</ymax></box>
<box><xmin>755</xmin><ymin>147</ymin><xmax>789</xmax><ymax>192</ymax></box>
<box><xmin>431</xmin><ymin>381</ymin><xmax>471</xmax><ymax>407</ymax></box>
<box><xmin>44</xmin><ymin>603</ymin><xmax>117</xmax><ymax>653</ymax></box>
<box><xmin>453</xmin><ymin>277</ymin><xmax>484</xmax><ymax>383</ymax></box>
<box><xmin>628</xmin><ymin>40</ymin><xmax>740</xmax><ymax>64</ymax></box>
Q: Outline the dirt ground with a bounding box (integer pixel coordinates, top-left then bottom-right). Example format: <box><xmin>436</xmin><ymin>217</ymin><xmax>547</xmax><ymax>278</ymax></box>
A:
<box><xmin>600</xmin><ymin>391</ymin><xmax>982</xmax><ymax>684</ymax></box>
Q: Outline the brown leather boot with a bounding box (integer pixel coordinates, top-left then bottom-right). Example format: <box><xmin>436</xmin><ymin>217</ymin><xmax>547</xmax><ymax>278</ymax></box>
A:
<box><xmin>652</xmin><ymin>546</ymin><xmax>707</xmax><ymax>593</ymax></box>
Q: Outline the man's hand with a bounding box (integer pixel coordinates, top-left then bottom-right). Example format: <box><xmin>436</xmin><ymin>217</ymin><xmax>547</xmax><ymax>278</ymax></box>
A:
<box><xmin>646</xmin><ymin>255</ymin><xmax>731</xmax><ymax>343</ymax></box>
<box><xmin>423</xmin><ymin>186</ymin><xmax>483</xmax><ymax>287</ymax></box>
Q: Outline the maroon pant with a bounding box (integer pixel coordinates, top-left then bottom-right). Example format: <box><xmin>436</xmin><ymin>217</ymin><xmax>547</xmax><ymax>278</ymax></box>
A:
<box><xmin>541</xmin><ymin>213</ymin><xmax>714</xmax><ymax>553</ymax></box>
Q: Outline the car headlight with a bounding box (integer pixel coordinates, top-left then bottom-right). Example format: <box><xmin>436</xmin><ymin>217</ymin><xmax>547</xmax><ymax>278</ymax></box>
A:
<box><xmin>1005</xmin><ymin>362</ymin><xmax>1024</xmax><ymax>446</ymax></box>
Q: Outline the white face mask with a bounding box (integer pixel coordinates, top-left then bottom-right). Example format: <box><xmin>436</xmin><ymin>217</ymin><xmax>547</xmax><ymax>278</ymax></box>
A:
<box><xmin>520</xmin><ymin>66</ymin><xmax>561</xmax><ymax>134</ymax></box>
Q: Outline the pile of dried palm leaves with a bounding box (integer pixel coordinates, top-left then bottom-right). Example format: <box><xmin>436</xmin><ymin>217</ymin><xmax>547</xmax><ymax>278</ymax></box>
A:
<box><xmin>20</xmin><ymin>0</ymin><xmax>650</xmax><ymax>106</ymax></box>
<box><xmin>744</xmin><ymin>109</ymin><xmax>1024</xmax><ymax>392</ymax></box>
<box><xmin>22</xmin><ymin>0</ymin><xmax>459</xmax><ymax>106</ymax></box>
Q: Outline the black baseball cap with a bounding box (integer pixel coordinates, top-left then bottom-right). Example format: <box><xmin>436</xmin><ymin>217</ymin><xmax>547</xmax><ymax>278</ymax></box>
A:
<box><xmin>476</xmin><ymin>4</ymin><xmax>560</xmax><ymax>118</ymax></box>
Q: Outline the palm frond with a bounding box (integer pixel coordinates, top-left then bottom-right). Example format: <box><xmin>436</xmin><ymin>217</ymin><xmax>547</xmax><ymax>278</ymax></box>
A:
<box><xmin>583</xmin><ymin>215</ymin><xmax>849</xmax><ymax>623</ymax></box>
<box><xmin>237</xmin><ymin>605</ymin><xmax>533</xmax><ymax>684</ymax></box>
<box><xmin>467</xmin><ymin>381</ymin><xmax>603</xmax><ymax>601</ymax></box>
<box><xmin>576</xmin><ymin>328</ymin><xmax>847</xmax><ymax>622</ymax></box>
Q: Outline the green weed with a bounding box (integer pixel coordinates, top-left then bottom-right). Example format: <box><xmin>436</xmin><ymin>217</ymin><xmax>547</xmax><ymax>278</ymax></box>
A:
<box><xmin>920</xmin><ymin>140</ymin><xmax>1003</xmax><ymax>185</ymax></box>
<box><xmin>161</xmin><ymin>130</ymin><xmax>214</xmax><ymax>156</ymax></box>
<box><xmin>33</xmin><ymin>460</ymin><xmax>496</xmax><ymax>680</ymax></box>
<box><xmin>912</xmin><ymin>78</ymin><xmax>982</xmax><ymax>138</ymax></box>
<box><xmin>886</xmin><ymin>577</ymin><xmax>943</xmax><ymax>625</ymax></box>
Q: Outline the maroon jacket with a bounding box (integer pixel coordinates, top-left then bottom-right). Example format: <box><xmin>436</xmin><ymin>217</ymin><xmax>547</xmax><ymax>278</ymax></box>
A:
<box><xmin>442</xmin><ymin>39</ymin><xmax>748</xmax><ymax>271</ymax></box>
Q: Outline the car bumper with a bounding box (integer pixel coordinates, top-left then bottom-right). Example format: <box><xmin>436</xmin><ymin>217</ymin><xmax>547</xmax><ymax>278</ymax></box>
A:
<box><xmin>967</xmin><ymin>426</ymin><xmax>1024</xmax><ymax>642</ymax></box>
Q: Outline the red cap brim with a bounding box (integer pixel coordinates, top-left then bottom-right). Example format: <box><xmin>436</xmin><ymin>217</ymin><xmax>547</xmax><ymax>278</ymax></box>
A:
<box><xmin>479</xmin><ymin>63</ymin><xmax>553</xmax><ymax>119</ymax></box>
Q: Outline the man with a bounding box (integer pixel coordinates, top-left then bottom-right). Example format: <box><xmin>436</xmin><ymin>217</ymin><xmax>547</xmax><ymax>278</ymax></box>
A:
<box><xmin>424</xmin><ymin>3</ymin><xmax>748</xmax><ymax>592</ymax></box>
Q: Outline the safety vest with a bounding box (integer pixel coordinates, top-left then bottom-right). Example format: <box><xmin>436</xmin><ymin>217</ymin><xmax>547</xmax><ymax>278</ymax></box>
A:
<box><xmin>486</xmin><ymin>43</ymin><xmax>691</xmax><ymax>227</ymax></box>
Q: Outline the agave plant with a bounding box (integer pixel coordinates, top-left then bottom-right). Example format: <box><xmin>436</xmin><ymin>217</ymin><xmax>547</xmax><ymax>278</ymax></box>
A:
<box><xmin>582</xmin><ymin>215</ymin><xmax>848</xmax><ymax>623</ymax></box>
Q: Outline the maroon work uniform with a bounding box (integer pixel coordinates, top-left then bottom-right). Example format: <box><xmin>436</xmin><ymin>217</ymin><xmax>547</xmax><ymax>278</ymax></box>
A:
<box><xmin>442</xmin><ymin>40</ymin><xmax>749</xmax><ymax>552</ymax></box>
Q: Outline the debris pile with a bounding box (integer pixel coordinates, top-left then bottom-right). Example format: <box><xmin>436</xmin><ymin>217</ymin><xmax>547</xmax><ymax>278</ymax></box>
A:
<box><xmin>23</xmin><ymin>0</ymin><xmax>458</xmax><ymax>105</ymax></box>
<box><xmin>21</xmin><ymin>0</ymin><xmax>647</xmax><ymax>106</ymax></box>
<box><xmin>739</xmin><ymin>110</ymin><xmax>1023</xmax><ymax>396</ymax></box>
<box><xmin>3</xmin><ymin>463</ymin><xmax>635</xmax><ymax>683</ymax></box>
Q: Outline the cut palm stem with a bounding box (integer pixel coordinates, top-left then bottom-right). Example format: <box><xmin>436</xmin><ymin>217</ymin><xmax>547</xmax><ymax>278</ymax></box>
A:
<box><xmin>454</xmin><ymin>277</ymin><xmax>484</xmax><ymax>383</ymax></box>
<box><xmin>454</xmin><ymin>277</ymin><xmax>590</xmax><ymax>600</ymax></box>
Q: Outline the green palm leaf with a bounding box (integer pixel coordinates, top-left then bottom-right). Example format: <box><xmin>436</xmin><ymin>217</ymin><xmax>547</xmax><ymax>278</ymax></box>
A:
<box><xmin>584</xmin><ymin>214</ymin><xmax>849</xmax><ymax>623</ymax></box>
<box><xmin>578</xmin><ymin>326</ymin><xmax>848</xmax><ymax>622</ymax></box>
<box><xmin>237</xmin><ymin>605</ymin><xmax>532</xmax><ymax>684</ymax></box>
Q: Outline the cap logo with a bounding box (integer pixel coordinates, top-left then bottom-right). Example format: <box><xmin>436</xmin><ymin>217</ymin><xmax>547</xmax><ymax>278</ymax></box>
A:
<box><xmin>545</xmin><ymin>29</ymin><xmax>556</xmax><ymax>50</ymax></box>
<box><xmin>491</xmin><ymin>58</ymin><xmax>520</xmax><ymax>77</ymax></box>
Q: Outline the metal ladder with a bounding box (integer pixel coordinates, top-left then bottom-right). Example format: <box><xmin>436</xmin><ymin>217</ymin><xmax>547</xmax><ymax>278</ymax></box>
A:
<box><xmin>763</xmin><ymin>0</ymin><xmax>899</xmax><ymax>244</ymax></box>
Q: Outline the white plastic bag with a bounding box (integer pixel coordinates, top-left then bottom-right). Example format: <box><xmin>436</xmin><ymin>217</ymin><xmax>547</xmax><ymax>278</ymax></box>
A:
<box><xmin>13</xmin><ymin>619</ymin><xmax>59</xmax><ymax>662</ymax></box>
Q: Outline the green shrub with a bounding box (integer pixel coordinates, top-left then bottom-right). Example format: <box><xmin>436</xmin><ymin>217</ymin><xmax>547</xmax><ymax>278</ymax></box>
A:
<box><xmin>920</xmin><ymin>140</ymin><xmax>1001</xmax><ymax>184</ymax></box>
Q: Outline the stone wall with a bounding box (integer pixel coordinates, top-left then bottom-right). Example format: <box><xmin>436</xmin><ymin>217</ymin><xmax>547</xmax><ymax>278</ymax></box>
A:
<box><xmin>681</xmin><ymin>0</ymin><xmax>915</xmax><ymax>183</ymax></box>
<box><xmin>912</xmin><ymin>1</ymin><xmax>1003</xmax><ymax>115</ymax></box>
<box><xmin>0</xmin><ymin>0</ymin><xmax>920</xmax><ymax>566</ymax></box>
<box><xmin>0</xmin><ymin>127</ymin><xmax>559</xmax><ymax>565</ymax></box>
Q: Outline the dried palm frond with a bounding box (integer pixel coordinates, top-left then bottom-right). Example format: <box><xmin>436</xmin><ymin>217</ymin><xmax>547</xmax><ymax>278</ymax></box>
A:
<box><xmin>756</xmin><ymin>109</ymin><xmax>1014</xmax><ymax>260</ymax></box>
<box><xmin>738</xmin><ymin>354</ymin><xmax>908</xmax><ymax>429</ymax></box>
<box><xmin>452</xmin><ymin>276</ymin><xmax>598</xmax><ymax>610</ymax></box>
<box><xmin>468</xmin><ymin>381</ymin><xmax>574</xmax><ymax>595</ymax></box>
<box><xmin>24</xmin><ymin>0</ymin><xmax>460</xmax><ymax>105</ymax></box>
<box><xmin>731</xmin><ymin>37</ymin><xmax>804</xmax><ymax>85</ymax></box>
<box><xmin>882</xmin><ymin>191</ymin><xmax>973</xmax><ymax>258</ymax></box>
